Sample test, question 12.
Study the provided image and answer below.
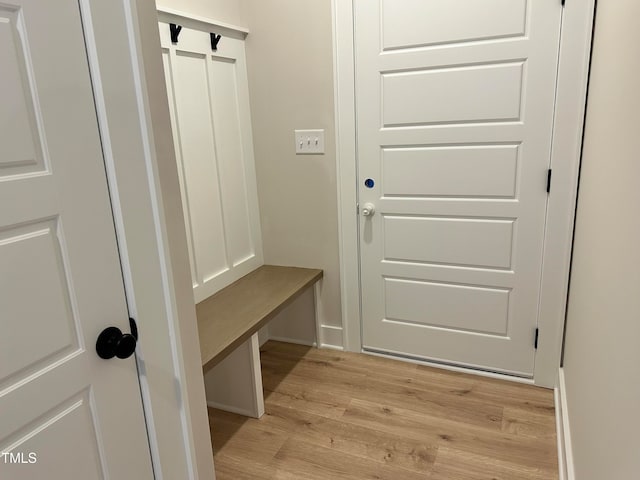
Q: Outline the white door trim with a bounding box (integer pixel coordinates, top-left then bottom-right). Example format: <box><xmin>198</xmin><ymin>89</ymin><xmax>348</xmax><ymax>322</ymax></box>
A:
<box><xmin>81</xmin><ymin>0</ymin><xmax>216</xmax><ymax>478</ymax></box>
<box><xmin>332</xmin><ymin>0</ymin><xmax>596</xmax><ymax>387</ymax></box>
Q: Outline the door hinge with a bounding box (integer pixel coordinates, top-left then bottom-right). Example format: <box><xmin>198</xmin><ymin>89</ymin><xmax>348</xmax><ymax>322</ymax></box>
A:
<box><xmin>561</xmin><ymin>0</ymin><xmax>565</xmax><ymax>7</ymax></box>
<box><xmin>534</xmin><ymin>328</ymin><xmax>539</xmax><ymax>349</ymax></box>
<box><xmin>356</xmin><ymin>203</ymin><xmax>360</xmax><ymax>214</ymax></box>
<box><xmin>546</xmin><ymin>169</ymin><xmax>552</xmax><ymax>193</ymax></box>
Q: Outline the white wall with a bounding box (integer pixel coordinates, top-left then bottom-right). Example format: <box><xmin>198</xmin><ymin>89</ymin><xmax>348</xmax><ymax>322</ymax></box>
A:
<box><xmin>244</xmin><ymin>0</ymin><xmax>343</xmax><ymax>343</ymax></box>
<box><xmin>155</xmin><ymin>0</ymin><xmax>246</xmax><ymax>27</ymax></box>
<box><xmin>562</xmin><ymin>1</ymin><xmax>640</xmax><ymax>478</ymax></box>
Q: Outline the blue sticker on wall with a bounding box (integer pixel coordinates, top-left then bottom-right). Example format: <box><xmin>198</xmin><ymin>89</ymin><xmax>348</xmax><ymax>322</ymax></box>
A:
<box><xmin>364</xmin><ymin>178</ymin><xmax>375</xmax><ymax>188</ymax></box>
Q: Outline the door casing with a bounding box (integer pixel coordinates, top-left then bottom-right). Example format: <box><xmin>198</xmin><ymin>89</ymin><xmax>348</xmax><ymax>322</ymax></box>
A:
<box><xmin>78</xmin><ymin>0</ymin><xmax>216</xmax><ymax>477</ymax></box>
<box><xmin>332</xmin><ymin>0</ymin><xmax>597</xmax><ymax>388</ymax></box>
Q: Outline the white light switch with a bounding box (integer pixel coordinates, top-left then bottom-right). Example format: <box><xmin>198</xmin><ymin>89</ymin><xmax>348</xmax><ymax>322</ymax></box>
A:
<box><xmin>295</xmin><ymin>129</ymin><xmax>325</xmax><ymax>155</ymax></box>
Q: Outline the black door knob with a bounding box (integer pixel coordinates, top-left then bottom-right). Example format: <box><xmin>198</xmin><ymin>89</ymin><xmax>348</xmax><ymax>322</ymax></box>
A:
<box><xmin>96</xmin><ymin>318</ymin><xmax>138</xmax><ymax>359</ymax></box>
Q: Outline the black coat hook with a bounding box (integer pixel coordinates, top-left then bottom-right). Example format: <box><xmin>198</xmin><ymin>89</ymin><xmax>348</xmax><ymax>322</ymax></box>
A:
<box><xmin>210</xmin><ymin>33</ymin><xmax>222</xmax><ymax>51</ymax></box>
<box><xmin>170</xmin><ymin>23</ymin><xmax>182</xmax><ymax>43</ymax></box>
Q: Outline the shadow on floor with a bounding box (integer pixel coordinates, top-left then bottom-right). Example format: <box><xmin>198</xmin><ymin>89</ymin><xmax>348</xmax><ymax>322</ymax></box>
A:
<box><xmin>208</xmin><ymin>340</ymin><xmax>312</xmax><ymax>452</ymax></box>
<box><xmin>260</xmin><ymin>340</ymin><xmax>313</xmax><ymax>401</ymax></box>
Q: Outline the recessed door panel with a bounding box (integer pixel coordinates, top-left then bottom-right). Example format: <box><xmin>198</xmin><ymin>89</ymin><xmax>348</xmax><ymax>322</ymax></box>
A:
<box><xmin>1</xmin><ymin>393</ymin><xmax>104</xmax><ymax>479</ymax></box>
<box><xmin>0</xmin><ymin>220</ymin><xmax>78</xmax><ymax>387</ymax></box>
<box><xmin>0</xmin><ymin>7</ymin><xmax>46</xmax><ymax>177</ymax></box>
<box><xmin>382</xmin><ymin>145</ymin><xmax>519</xmax><ymax>198</ymax></box>
<box><xmin>384</xmin><ymin>277</ymin><xmax>510</xmax><ymax>336</ymax></box>
<box><xmin>383</xmin><ymin>216</ymin><xmax>514</xmax><ymax>269</ymax></box>
<box><xmin>382</xmin><ymin>63</ymin><xmax>524</xmax><ymax>127</ymax></box>
<box><xmin>382</xmin><ymin>0</ymin><xmax>527</xmax><ymax>50</ymax></box>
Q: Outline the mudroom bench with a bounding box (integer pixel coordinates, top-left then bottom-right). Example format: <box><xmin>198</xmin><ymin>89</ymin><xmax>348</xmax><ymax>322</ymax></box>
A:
<box><xmin>196</xmin><ymin>265</ymin><xmax>323</xmax><ymax>417</ymax></box>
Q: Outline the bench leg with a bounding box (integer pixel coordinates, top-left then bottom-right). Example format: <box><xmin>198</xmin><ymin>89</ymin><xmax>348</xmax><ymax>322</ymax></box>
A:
<box><xmin>203</xmin><ymin>333</ymin><xmax>265</xmax><ymax>418</ymax></box>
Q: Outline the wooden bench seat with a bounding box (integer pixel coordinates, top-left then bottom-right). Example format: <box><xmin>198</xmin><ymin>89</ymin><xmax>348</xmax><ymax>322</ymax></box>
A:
<box><xmin>196</xmin><ymin>265</ymin><xmax>323</xmax><ymax>373</ymax></box>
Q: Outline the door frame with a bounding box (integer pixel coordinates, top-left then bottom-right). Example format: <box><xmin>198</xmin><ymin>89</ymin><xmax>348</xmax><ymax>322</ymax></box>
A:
<box><xmin>332</xmin><ymin>0</ymin><xmax>596</xmax><ymax>388</ymax></box>
<box><xmin>79</xmin><ymin>0</ymin><xmax>215</xmax><ymax>478</ymax></box>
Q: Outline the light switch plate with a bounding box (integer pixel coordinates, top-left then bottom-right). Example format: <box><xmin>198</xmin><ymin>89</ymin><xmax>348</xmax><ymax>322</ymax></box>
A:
<box><xmin>295</xmin><ymin>129</ymin><xmax>325</xmax><ymax>155</ymax></box>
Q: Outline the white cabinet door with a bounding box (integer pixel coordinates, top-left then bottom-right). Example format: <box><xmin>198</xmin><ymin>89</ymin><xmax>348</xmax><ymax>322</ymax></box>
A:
<box><xmin>0</xmin><ymin>1</ymin><xmax>153</xmax><ymax>478</ymax></box>
<box><xmin>159</xmin><ymin>21</ymin><xmax>263</xmax><ymax>303</ymax></box>
<box><xmin>356</xmin><ymin>0</ymin><xmax>562</xmax><ymax>376</ymax></box>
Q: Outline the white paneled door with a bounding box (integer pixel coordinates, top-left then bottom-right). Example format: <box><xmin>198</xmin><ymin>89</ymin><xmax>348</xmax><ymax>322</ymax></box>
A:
<box><xmin>356</xmin><ymin>0</ymin><xmax>562</xmax><ymax>376</ymax></box>
<box><xmin>0</xmin><ymin>1</ymin><xmax>153</xmax><ymax>478</ymax></box>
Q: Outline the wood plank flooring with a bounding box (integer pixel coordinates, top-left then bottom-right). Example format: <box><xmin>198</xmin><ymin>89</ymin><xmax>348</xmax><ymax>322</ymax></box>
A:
<box><xmin>209</xmin><ymin>341</ymin><xmax>558</xmax><ymax>479</ymax></box>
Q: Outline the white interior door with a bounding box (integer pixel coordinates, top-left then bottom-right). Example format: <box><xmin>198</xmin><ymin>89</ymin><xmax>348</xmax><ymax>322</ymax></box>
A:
<box><xmin>0</xmin><ymin>1</ymin><xmax>153</xmax><ymax>478</ymax></box>
<box><xmin>356</xmin><ymin>0</ymin><xmax>562</xmax><ymax>376</ymax></box>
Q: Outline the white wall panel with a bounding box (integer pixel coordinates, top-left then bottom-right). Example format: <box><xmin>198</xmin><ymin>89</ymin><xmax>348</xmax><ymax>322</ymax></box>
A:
<box><xmin>172</xmin><ymin>50</ymin><xmax>229</xmax><ymax>289</ymax></box>
<box><xmin>162</xmin><ymin>50</ymin><xmax>198</xmax><ymax>288</ymax></box>
<box><xmin>159</xmin><ymin>21</ymin><xmax>263</xmax><ymax>302</ymax></box>
<box><xmin>208</xmin><ymin>58</ymin><xmax>255</xmax><ymax>266</ymax></box>
<box><xmin>563</xmin><ymin>1</ymin><xmax>640</xmax><ymax>477</ymax></box>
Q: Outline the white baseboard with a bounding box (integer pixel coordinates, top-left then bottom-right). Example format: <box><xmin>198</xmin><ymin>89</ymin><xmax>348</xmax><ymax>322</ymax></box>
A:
<box><xmin>268</xmin><ymin>335</ymin><xmax>317</xmax><ymax>348</ymax></box>
<box><xmin>259</xmin><ymin>325</ymin><xmax>344</xmax><ymax>350</ymax></box>
<box><xmin>207</xmin><ymin>400</ymin><xmax>259</xmax><ymax>419</ymax></box>
<box><xmin>319</xmin><ymin>324</ymin><xmax>344</xmax><ymax>350</ymax></box>
<box><xmin>556</xmin><ymin>368</ymin><xmax>575</xmax><ymax>480</ymax></box>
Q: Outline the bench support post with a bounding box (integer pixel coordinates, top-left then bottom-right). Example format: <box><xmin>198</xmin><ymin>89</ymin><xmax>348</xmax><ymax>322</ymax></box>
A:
<box><xmin>203</xmin><ymin>333</ymin><xmax>265</xmax><ymax>418</ymax></box>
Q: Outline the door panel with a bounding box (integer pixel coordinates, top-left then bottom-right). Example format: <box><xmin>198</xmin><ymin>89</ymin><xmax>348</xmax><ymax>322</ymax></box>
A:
<box><xmin>383</xmin><ymin>216</ymin><xmax>514</xmax><ymax>269</ymax></box>
<box><xmin>0</xmin><ymin>1</ymin><xmax>153</xmax><ymax>478</ymax></box>
<box><xmin>382</xmin><ymin>145</ymin><xmax>519</xmax><ymax>198</ymax></box>
<box><xmin>382</xmin><ymin>0</ymin><xmax>527</xmax><ymax>50</ymax></box>
<box><xmin>0</xmin><ymin>13</ymin><xmax>43</xmax><ymax>175</ymax></box>
<box><xmin>356</xmin><ymin>0</ymin><xmax>562</xmax><ymax>375</ymax></box>
<box><xmin>2</xmin><ymin>392</ymin><xmax>106</xmax><ymax>478</ymax></box>
<box><xmin>171</xmin><ymin>50</ymin><xmax>229</xmax><ymax>285</ymax></box>
<box><xmin>0</xmin><ymin>219</ymin><xmax>79</xmax><ymax>386</ymax></box>
<box><xmin>384</xmin><ymin>278</ymin><xmax>511</xmax><ymax>335</ymax></box>
<box><xmin>382</xmin><ymin>62</ymin><xmax>524</xmax><ymax>126</ymax></box>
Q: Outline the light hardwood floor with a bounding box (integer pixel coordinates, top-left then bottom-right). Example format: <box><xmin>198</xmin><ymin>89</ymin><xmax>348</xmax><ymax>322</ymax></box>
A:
<box><xmin>209</xmin><ymin>341</ymin><xmax>558</xmax><ymax>479</ymax></box>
